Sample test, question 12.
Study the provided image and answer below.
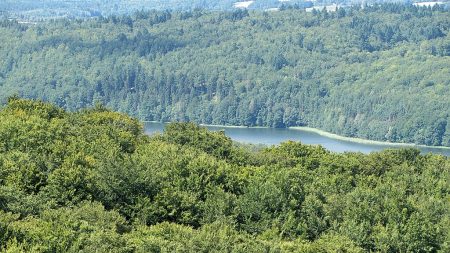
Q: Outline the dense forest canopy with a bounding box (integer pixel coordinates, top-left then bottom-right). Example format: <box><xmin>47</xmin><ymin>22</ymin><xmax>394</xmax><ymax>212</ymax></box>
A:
<box><xmin>2</xmin><ymin>0</ymin><xmax>432</xmax><ymax>20</ymax></box>
<box><xmin>0</xmin><ymin>99</ymin><xmax>449</xmax><ymax>252</ymax></box>
<box><xmin>2</xmin><ymin>0</ymin><xmax>305</xmax><ymax>20</ymax></box>
<box><xmin>0</xmin><ymin>4</ymin><xmax>449</xmax><ymax>147</ymax></box>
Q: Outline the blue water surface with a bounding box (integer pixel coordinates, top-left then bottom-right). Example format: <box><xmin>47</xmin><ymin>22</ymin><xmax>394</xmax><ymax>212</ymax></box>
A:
<box><xmin>145</xmin><ymin>122</ymin><xmax>450</xmax><ymax>156</ymax></box>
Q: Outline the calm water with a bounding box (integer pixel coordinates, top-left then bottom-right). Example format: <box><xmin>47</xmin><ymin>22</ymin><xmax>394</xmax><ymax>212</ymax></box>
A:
<box><xmin>144</xmin><ymin>122</ymin><xmax>450</xmax><ymax>156</ymax></box>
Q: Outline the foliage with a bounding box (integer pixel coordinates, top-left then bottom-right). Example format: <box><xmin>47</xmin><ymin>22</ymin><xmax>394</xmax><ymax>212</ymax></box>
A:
<box><xmin>3</xmin><ymin>0</ymin><xmax>319</xmax><ymax>20</ymax></box>
<box><xmin>0</xmin><ymin>99</ymin><xmax>448</xmax><ymax>252</ymax></box>
<box><xmin>1</xmin><ymin>5</ymin><xmax>449</xmax><ymax>146</ymax></box>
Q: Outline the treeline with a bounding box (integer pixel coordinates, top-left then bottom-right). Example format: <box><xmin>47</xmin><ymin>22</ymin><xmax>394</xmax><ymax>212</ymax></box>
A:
<box><xmin>1</xmin><ymin>0</ymin><xmax>407</xmax><ymax>20</ymax></box>
<box><xmin>2</xmin><ymin>0</ymin><xmax>307</xmax><ymax>20</ymax></box>
<box><xmin>0</xmin><ymin>4</ymin><xmax>449</xmax><ymax>146</ymax></box>
<box><xmin>0</xmin><ymin>99</ymin><xmax>449</xmax><ymax>252</ymax></box>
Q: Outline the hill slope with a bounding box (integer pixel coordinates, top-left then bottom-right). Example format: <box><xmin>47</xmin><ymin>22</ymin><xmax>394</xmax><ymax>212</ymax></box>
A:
<box><xmin>0</xmin><ymin>5</ymin><xmax>449</xmax><ymax>146</ymax></box>
<box><xmin>2</xmin><ymin>0</ymin><xmax>308</xmax><ymax>20</ymax></box>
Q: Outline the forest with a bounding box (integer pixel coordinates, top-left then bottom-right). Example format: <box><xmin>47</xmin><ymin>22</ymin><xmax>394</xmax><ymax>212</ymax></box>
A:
<box><xmin>1</xmin><ymin>0</ymin><xmax>417</xmax><ymax>20</ymax></box>
<box><xmin>2</xmin><ymin>0</ymin><xmax>308</xmax><ymax>20</ymax></box>
<box><xmin>0</xmin><ymin>4</ymin><xmax>449</xmax><ymax>147</ymax></box>
<box><xmin>0</xmin><ymin>98</ymin><xmax>449</xmax><ymax>252</ymax></box>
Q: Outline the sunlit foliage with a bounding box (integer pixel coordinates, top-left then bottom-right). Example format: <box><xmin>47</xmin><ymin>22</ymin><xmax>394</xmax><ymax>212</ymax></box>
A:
<box><xmin>0</xmin><ymin>99</ymin><xmax>448</xmax><ymax>252</ymax></box>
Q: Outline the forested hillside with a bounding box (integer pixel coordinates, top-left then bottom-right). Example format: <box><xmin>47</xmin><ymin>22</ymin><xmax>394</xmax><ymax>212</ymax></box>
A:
<box><xmin>2</xmin><ymin>0</ymin><xmax>308</xmax><ymax>20</ymax></box>
<box><xmin>0</xmin><ymin>99</ymin><xmax>449</xmax><ymax>252</ymax></box>
<box><xmin>1</xmin><ymin>4</ymin><xmax>450</xmax><ymax>146</ymax></box>
<box><xmin>1</xmin><ymin>0</ymin><xmax>414</xmax><ymax>20</ymax></box>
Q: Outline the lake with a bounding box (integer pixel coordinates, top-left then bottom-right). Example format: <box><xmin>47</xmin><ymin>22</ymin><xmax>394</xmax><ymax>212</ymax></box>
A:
<box><xmin>144</xmin><ymin>122</ymin><xmax>450</xmax><ymax>156</ymax></box>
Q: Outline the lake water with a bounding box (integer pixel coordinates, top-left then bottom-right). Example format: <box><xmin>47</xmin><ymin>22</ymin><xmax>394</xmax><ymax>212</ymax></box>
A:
<box><xmin>144</xmin><ymin>122</ymin><xmax>450</xmax><ymax>156</ymax></box>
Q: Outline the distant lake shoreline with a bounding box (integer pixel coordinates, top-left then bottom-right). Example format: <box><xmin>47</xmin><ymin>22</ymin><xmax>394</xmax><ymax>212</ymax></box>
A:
<box><xmin>290</xmin><ymin>126</ymin><xmax>450</xmax><ymax>151</ymax></box>
<box><xmin>143</xmin><ymin>122</ymin><xmax>450</xmax><ymax>156</ymax></box>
